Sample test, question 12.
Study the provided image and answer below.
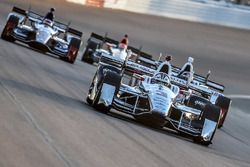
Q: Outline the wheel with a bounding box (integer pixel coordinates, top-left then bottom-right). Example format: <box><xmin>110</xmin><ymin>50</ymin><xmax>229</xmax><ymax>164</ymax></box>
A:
<box><xmin>92</xmin><ymin>71</ymin><xmax>122</xmax><ymax>113</ymax></box>
<box><xmin>81</xmin><ymin>40</ymin><xmax>99</xmax><ymax>64</ymax></box>
<box><xmin>1</xmin><ymin>15</ymin><xmax>19</xmax><ymax>42</ymax></box>
<box><xmin>86</xmin><ymin>73</ymin><xmax>97</xmax><ymax>105</ymax></box>
<box><xmin>67</xmin><ymin>38</ymin><xmax>81</xmax><ymax>64</ymax></box>
<box><xmin>82</xmin><ymin>47</ymin><xmax>94</xmax><ymax>64</ymax></box>
<box><xmin>86</xmin><ymin>96</ymin><xmax>92</xmax><ymax>105</ymax></box>
<box><xmin>92</xmin><ymin>83</ymin><xmax>111</xmax><ymax>114</ymax></box>
<box><xmin>193</xmin><ymin>131</ymin><xmax>216</xmax><ymax>146</ymax></box>
<box><xmin>193</xmin><ymin>104</ymin><xmax>220</xmax><ymax>146</ymax></box>
<box><xmin>216</xmin><ymin>96</ymin><xmax>231</xmax><ymax>128</ymax></box>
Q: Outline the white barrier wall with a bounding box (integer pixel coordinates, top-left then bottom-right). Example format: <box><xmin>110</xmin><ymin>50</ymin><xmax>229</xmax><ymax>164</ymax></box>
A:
<box><xmin>67</xmin><ymin>0</ymin><xmax>86</xmax><ymax>5</ymax></box>
<box><xmin>104</xmin><ymin>0</ymin><xmax>127</xmax><ymax>9</ymax></box>
<box><xmin>66</xmin><ymin>0</ymin><xmax>250</xmax><ymax>30</ymax></box>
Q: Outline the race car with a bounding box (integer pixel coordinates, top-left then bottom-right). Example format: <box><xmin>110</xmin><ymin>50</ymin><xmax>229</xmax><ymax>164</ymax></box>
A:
<box><xmin>127</xmin><ymin>57</ymin><xmax>232</xmax><ymax>128</ymax></box>
<box><xmin>85</xmin><ymin>50</ymin><xmax>222</xmax><ymax>146</ymax></box>
<box><xmin>1</xmin><ymin>6</ymin><xmax>82</xmax><ymax>64</ymax></box>
<box><xmin>83</xmin><ymin>33</ymin><xmax>231</xmax><ymax>128</ymax></box>
<box><xmin>81</xmin><ymin>32</ymin><xmax>153</xmax><ymax>65</ymax></box>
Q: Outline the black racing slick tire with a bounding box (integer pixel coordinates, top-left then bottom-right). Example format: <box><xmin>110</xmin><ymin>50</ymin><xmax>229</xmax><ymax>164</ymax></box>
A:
<box><xmin>1</xmin><ymin>15</ymin><xmax>19</xmax><ymax>42</ymax></box>
<box><xmin>67</xmin><ymin>38</ymin><xmax>81</xmax><ymax>64</ymax></box>
<box><xmin>202</xmin><ymin>104</ymin><xmax>221</xmax><ymax>123</ymax></box>
<box><xmin>193</xmin><ymin>104</ymin><xmax>220</xmax><ymax>146</ymax></box>
<box><xmin>86</xmin><ymin>73</ymin><xmax>97</xmax><ymax>105</ymax></box>
<box><xmin>81</xmin><ymin>40</ymin><xmax>99</xmax><ymax>64</ymax></box>
<box><xmin>92</xmin><ymin>83</ymin><xmax>111</xmax><ymax>113</ymax></box>
<box><xmin>93</xmin><ymin>70</ymin><xmax>121</xmax><ymax>113</ymax></box>
<box><xmin>216</xmin><ymin>96</ymin><xmax>231</xmax><ymax>128</ymax></box>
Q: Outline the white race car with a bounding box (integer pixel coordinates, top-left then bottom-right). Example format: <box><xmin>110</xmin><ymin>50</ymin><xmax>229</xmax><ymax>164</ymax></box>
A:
<box><xmin>85</xmin><ymin>51</ymin><xmax>223</xmax><ymax>146</ymax></box>
<box><xmin>82</xmin><ymin>33</ymin><xmax>231</xmax><ymax>129</ymax></box>
<box><xmin>1</xmin><ymin>6</ymin><xmax>82</xmax><ymax>64</ymax></box>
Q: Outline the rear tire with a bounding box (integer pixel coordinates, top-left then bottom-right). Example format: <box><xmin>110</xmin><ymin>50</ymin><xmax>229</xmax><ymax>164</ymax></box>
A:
<box><xmin>81</xmin><ymin>40</ymin><xmax>99</xmax><ymax>64</ymax></box>
<box><xmin>1</xmin><ymin>15</ymin><xmax>19</xmax><ymax>42</ymax></box>
<box><xmin>193</xmin><ymin>104</ymin><xmax>220</xmax><ymax>146</ymax></box>
<box><xmin>67</xmin><ymin>38</ymin><xmax>81</xmax><ymax>64</ymax></box>
<box><xmin>216</xmin><ymin>96</ymin><xmax>231</xmax><ymax>128</ymax></box>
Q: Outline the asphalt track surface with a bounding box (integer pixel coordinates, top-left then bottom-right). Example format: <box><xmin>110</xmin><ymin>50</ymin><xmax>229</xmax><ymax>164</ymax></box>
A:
<box><xmin>0</xmin><ymin>0</ymin><xmax>250</xmax><ymax>167</ymax></box>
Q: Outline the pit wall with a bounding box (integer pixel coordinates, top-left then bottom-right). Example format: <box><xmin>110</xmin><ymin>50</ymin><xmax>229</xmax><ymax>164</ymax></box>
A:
<box><xmin>67</xmin><ymin>0</ymin><xmax>250</xmax><ymax>30</ymax></box>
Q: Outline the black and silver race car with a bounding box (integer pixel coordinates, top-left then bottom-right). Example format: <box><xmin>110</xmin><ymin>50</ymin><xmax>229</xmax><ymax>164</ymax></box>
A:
<box><xmin>1</xmin><ymin>6</ymin><xmax>82</xmax><ymax>64</ymax></box>
<box><xmin>81</xmin><ymin>32</ymin><xmax>153</xmax><ymax>65</ymax></box>
<box><xmin>85</xmin><ymin>49</ymin><xmax>224</xmax><ymax>146</ymax></box>
<box><xmin>127</xmin><ymin>56</ymin><xmax>232</xmax><ymax>128</ymax></box>
<box><xmin>82</xmin><ymin>33</ymin><xmax>231</xmax><ymax>128</ymax></box>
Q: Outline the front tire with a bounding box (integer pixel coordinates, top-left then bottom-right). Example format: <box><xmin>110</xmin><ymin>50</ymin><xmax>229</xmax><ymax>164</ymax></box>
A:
<box><xmin>86</xmin><ymin>73</ymin><xmax>97</xmax><ymax>105</ymax></box>
<box><xmin>92</xmin><ymin>83</ymin><xmax>111</xmax><ymax>114</ymax></box>
<box><xmin>67</xmin><ymin>38</ymin><xmax>81</xmax><ymax>64</ymax></box>
<box><xmin>1</xmin><ymin>15</ymin><xmax>19</xmax><ymax>42</ymax></box>
<box><xmin>81</xmin><ymin>40</ymin><xmax>99</xmax><ymax>64</ymax></box>
<box><xmin>193</xmin><ymin>104</ymin><xmax>220</xmax><ymax>146</ymax></box>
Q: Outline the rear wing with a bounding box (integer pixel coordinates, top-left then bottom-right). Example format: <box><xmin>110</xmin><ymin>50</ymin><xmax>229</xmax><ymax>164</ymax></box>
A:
<box><xmin>12</xmin><ymin>6</ymin><xmax>27</xmax><ymax>16</ymax></box>
<box><xmin>11</xmin><ymin>6</ymin><xmax>82</xmax><ymax>36</ymax></box>
<box><xmin>68</xmin><ymin>27</ymin><xmax>83</xmax><ymax>38</ymax></box>
<box><xmin>171</xmin><ymin>65</ymin><xmax>225</xmax><ymax>92</ymax></box>
<box><xmin>28</xmin><ymin>10</ymin><xmax>68</xmax><ymax>32</ymax></box>
<box><xmin>126</xmin><ymin>59</ymin><xmax>225</xmax><ymax>94</ymax></box>
<box><xmin>126</xmin><ymin>60</ymin><xmax>224</xmax><ymax>94</ymax></box>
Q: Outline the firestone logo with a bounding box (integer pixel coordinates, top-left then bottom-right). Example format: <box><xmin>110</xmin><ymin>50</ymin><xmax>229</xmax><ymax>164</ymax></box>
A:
<box><xmin>194</xmin><ymin>100</ymin><xmax>206</xmax><ymax>108</ymax></box>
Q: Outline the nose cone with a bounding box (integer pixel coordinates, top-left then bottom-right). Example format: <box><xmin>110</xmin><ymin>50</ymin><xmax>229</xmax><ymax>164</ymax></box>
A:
<box><xmin>151</xmin><ymin>109</ymin><xmax>167</xmax><ymax>118</ymax></box>
<box><xmin>135</xmin><ymin>112</ymin><xmax>167</xmax><ymax>128</ymax></box>
<box><xmin>143</xmin><ymin>84</ymin><xmax>176</xmax><ymax>126</ymax></box>
<box><xmin>150</xmin><ymin>92</ymin><xmax>172</xmax><ymax>117</ymax></box>
<box><xmin>36</xmin><ymin>29</ymin><xmax>51</xmax><ymax>44</ymax></box>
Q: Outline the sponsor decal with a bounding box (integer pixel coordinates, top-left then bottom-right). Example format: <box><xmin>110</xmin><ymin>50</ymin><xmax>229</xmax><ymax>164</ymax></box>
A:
<box><xmin>171</xmin><ymin>76</ymin><xmax>187</xmax><ymax>85</ymax></box>
<box><xmin>194</xmin><ymin>100</ymin><xmax>206</xmax><ymax>108</ymax></box>
<box><xmin>126</xmin><ymin>62</ymin><xmax>154</xmax><ymax>74</ymax></box>
<box><xmin>156</xmin><ymin>91</ymin><xmax>168</xmax><ymax>97</ymax></box>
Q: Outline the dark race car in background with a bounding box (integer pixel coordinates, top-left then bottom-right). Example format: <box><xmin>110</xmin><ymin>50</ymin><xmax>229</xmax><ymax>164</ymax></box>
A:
<box><xmin>1</xmin><ymin>6</ymin><xmax>83</xmax><ymax>64</ymax></box>
<box><xmin>81</xmin><ymin>32</ymin><xmax>153</xmax><ymax>66</ymax></box>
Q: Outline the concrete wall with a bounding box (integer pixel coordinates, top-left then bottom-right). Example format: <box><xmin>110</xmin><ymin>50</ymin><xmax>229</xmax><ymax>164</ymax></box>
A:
<box><xmin>66</xmin><ymin>0</ymin><xmax>250</xmax><ymax>30</ymax></box>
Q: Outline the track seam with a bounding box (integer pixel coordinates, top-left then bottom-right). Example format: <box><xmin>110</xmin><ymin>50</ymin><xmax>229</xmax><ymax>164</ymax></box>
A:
<box><xmin>0</xmin><ymin>81</ymin><xmax>73</xmax><ymax>167</ymax></box>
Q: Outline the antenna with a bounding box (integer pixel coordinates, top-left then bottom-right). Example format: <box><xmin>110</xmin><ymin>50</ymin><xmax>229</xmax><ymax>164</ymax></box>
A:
<box><xmin>28</xmin><ymin>4</ymin><xmax>31</xmax><ymax>12</ymax></box>
<box><xmin>23</xmin><ymin>4</ymin><xmax>31</xmax><ymax>24</ymax></box>
<box><xmin>101</xmin><ymin>32</ymin><xmax>108</xmax><ymax>48</ymax></box>
<box><xmin>158</xmin><ymin>52</ymin><xmax>162</xmax><ymax>61</ymax></box>
<box><xmin>206</xmin><ymin>70</ymin><xmax>211</xmax><ymax>83</ymax></box>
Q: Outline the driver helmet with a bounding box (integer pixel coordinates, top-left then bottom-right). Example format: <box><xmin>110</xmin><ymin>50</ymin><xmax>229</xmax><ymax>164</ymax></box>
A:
<box><xmin>118</xmin><ymin>43</ymin><xmax>127</xmax><ymax>51</ymax></box>
<box><xmin>166</xmin><ymin>55</ymin><xmax>172</xmax><ymax>61</ymax></box>
<box><xmin>50</xmin><ymin>8</ymin><xmax>55</xmax><ymax>12</ymax></box>
<box><xmin>43</xmin><ymin>19</ymin><xmax>53</xmax><ymax>27</ymax></box>
<box><xmin>188</xmin><ymin>57</ymin><xmax>194</xmax><ymax>63</ymax></box>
